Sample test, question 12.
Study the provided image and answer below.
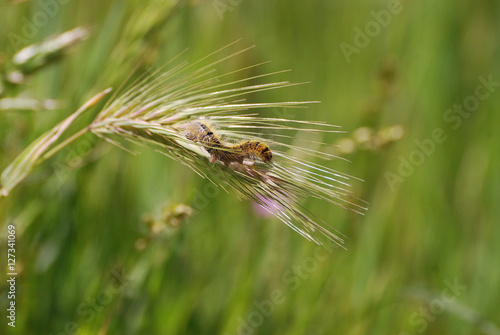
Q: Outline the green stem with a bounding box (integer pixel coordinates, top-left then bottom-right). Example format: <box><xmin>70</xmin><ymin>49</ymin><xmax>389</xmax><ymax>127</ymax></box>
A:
<box><xmin>40</xmin><ymin>126</ymin><xmax>90</xmax><ymax>162</ymax></box>
<box><xmin>1</xmin><ymin>88</ymin><xmax>112</xmax><ymax>197</ymax></box>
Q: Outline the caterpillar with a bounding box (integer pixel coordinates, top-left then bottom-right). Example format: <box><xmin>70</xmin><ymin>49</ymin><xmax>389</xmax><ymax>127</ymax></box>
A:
<box><xmin>180</xmin><ymin>121</ymin><xmax>272</xmax><ymax>165</ymax></box>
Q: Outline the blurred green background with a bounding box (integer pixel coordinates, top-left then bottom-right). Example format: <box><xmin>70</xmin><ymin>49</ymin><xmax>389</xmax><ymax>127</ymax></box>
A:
<box><xmin>1</xmin><ymin>0</ymin><xmax>500</xmax><ymax>334</ymax></box>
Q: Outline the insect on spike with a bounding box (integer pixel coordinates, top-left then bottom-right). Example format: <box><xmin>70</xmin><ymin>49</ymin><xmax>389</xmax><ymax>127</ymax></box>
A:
<box><xmin>85</xmin><ymin>43</ymin><xmax>368</xmax><ymax>247</ymax></box>
<box><xmin>179</xmin><ymin>120</ymin><xmax>273</xmax><ymax>166</ymax></box>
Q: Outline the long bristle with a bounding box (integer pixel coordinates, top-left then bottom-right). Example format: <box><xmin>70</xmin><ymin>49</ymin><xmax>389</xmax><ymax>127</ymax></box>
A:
<box><xmin>88</xmin><ymin>43</ymin><xmax>367</xmax><ymax>246</ymax></box>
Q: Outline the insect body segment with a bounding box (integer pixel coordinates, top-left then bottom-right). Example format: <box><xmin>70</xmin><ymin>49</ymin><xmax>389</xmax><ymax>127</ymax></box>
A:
<box><xmin>234</xmin><ymin>140</ymin><xmax>273</xmax><ymax>163</ymax></box>
<box><xmin>181</xmin><ymin>121</ymin><xmax>272</xmax><ymax>165</ymax></box>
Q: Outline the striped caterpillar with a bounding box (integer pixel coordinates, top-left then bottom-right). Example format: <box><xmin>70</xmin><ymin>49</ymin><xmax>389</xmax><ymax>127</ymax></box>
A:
<box><xmin>179</xmin><ymin>121</ymin><xmax>272</xmax><ymax>165</ymax></box>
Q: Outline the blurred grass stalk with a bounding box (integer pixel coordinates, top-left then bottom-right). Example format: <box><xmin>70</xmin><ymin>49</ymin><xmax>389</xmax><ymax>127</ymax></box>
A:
<box><xmin>0</xmin><ymin>26</ymin><xmax>95</xmax><ymax>193</ymax></box>
<box><xmin>2</xmin><ymin>26</ymin><xmax>90</xmax><ymax>88</ymax></box>
<box><xmin>0</xmin><ymin>87</ymin><xmax>111</xmax><ymax>196</ymax></box>
<box><xmin>1</xmin><ymin>27</ymin><xmax>90</xmax><ymax>114</ymax></box>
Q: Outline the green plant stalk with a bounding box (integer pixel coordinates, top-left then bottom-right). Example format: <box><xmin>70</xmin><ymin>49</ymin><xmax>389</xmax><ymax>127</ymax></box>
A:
<box><xmin>0</xmin><ymin>88</ymin><xmax>112</xmax><ymax>196</ymax></box>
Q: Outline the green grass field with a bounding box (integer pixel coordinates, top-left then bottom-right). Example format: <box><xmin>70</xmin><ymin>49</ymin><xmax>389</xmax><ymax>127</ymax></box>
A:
<box><xmin>1</xmin><ymin>0</ymin><xmax>500</xmax><ymax>334</ymax></box>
